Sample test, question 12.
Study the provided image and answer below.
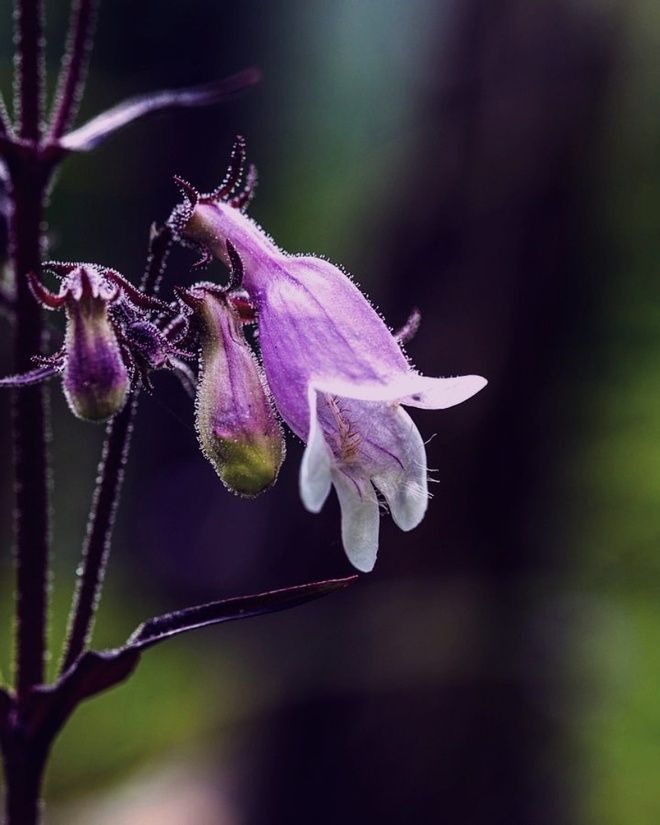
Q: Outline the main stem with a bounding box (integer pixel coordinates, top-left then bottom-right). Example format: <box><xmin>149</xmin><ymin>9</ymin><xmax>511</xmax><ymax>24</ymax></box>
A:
<box><xmin>1</xmin><ymin>737</ymin><xmax>48</xmax><ymax>825</ymax></box>
<box><xmin>11</xmin><ymin>0</ymin><xmax>48</xmax><ymax>700</ymax></box>
<box><xmin>9</xmin><ymin>157</ymin><xmax>50</xmax><ymax>702</ymax></box>
<box><xmin>2</xmin><ymin>150</ymin><xmax>52</xmax><ymax>825</ymax></box>
<box><xmin>3</xmin><ymin>5</ymin><xmax>51</xmax><ymax>824</ymax></box>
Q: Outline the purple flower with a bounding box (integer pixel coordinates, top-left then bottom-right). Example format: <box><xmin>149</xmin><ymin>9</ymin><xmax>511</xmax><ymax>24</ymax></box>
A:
<box><xmin>170</xmin><ymin>143</ymin><xmax>486</xmax><ymax>571</ymax></box>
<box><xmin>177</xmin><ymin>282</ymin><xmax>285</xmax><ymax>497</ymax></box>
<box><xmin>8</xmin><ymin>263</ymin><xmax>184</xmax><ymax>422</ymax></box>
<box><xmin>31</xmin><ymin>265</ymin><xmax>130</xmax><ymax>422</ymax></box>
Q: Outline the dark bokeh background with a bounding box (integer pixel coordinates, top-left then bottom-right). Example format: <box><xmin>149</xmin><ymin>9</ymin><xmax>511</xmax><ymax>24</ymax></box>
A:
<box><xmin>2</xmin><ymin>0</ymin><xmax>659</xmax><ymax>823</ymax></box>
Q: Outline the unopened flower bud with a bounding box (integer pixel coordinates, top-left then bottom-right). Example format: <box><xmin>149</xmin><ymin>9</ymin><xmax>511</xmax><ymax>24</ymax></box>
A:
<box><xmin>62</xmin><ymin>267</ymin><xmax>129</xmax><ymax>421</ymax></box>
<box><xmin>185</xmin><ymin>286</ymin><xmax>284</xmax><ymax>496</ymax></box>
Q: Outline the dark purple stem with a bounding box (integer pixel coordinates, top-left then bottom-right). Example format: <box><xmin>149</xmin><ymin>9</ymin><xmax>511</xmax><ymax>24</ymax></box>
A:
<box><xmin>60</xmin><ymin>394</ymin><xmax>137</xmax><ymax>674</ymax></box>
<box><xmin>15</xmin><ymin>0</ymin><xmax>43</xmax><ymax>141</ymax></box>
<box><xmin>141</xmin><ymin>222</ymin><xmax>173</xmax><ymax>295</ymax></box>
<box><xmin>0</xmin><ymin>735</ymin><xmax>49</xmax><ymax>825</ymax></box>
<box><xmin>2</xmin><ymin>5</ymin><xmax>50</xmax><ymax>825</ymax></box>
<box><xmin>7</xmin><ymin>156</ymin><xmax>51</xmax><ymax>702</ymax></box>
<box><xmin>48</xmin><ymin>0</ymin><xmax>96</xmax><ymax>140</ymax></box>
<box><xmin>8</xmin><ymin>0</ymin><xmax>49</xmax><ymax>707</ymax></box>
<box><xmin>60</xmin><ymin>225</ymin><xmax>171</xmax><ymax>674</ymax></box>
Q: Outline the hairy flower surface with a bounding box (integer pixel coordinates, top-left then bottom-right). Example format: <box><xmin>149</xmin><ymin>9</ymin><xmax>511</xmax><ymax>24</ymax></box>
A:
<box><xmin>171</xmin><ymin>151</ymin><xmax>486</xmax><ymax>570</ymax></box>
<box><xmin>2</xmin><ymin>263</ymin><xmax>185</xmax><ymax>422</ymax></box>
<box><xmin>178</xmin><ymin>283</ymin><xmax>284</xmax><ymax>496</ymax></box>
<box><xmin>33</xmin><ymin>265</ymin><xmax>130</xmax><ymax>421</ymax></box>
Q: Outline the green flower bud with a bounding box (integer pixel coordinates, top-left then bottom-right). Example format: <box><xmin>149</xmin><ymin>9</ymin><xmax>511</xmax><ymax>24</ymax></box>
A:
<box><xmin>186</xmin><ymin>286</ymin><xmax>284</xmax><ymax>496</ymax></box>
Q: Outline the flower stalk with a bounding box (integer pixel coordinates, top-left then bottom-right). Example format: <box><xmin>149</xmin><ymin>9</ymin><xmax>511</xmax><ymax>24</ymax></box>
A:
<box><xmin>47</xmin><ymin>0</ymin><xmax>96</xmax><ymax>140</ymax></box>
<box><xmin>59</xmin><ymin>393</ymin><xmax>138</xmax><ymax>675</ymax></box>
<box><xmin>59</xmin><ymin>224</ymin><xmax>173</xmax><ymax>675</ymax></box>
<box><xmin>15</xmin><ymin>0</ymin><xmax>44</xmax><ymax>141</ymax></box>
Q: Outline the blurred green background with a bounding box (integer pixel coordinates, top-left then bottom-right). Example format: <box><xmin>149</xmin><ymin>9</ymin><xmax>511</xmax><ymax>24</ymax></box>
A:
<box><xmin>2</xmin><ymin>0</ymin><xmax>660</xmax><ymax>823</ymax></box>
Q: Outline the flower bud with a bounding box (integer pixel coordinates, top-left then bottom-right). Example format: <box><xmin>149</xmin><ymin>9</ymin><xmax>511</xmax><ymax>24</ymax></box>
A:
<box><xmin>62</xmin><ymin>267</ymin><xmax>129</xmax><ymax>422</ymax></box>
<box><xmin>186</xmin><ymin>286</ymin><xmax>284</xmax><ymax>496</ymax></box>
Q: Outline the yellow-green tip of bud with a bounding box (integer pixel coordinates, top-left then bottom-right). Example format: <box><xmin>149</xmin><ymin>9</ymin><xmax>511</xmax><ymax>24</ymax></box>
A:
<box><xmin>64</xmin><ymin>375</ymin><xmax>128</xmax><ymax>423</ymax></box>
<box><xmin>201</xmin><ymin>429</ymin><xmax>284</xmax><ymax>497</ymax></box>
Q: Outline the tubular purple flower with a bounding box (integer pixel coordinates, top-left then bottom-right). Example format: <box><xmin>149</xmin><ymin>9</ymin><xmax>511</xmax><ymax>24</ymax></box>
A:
<box><xmin>170</xmin><ymin>156</ymin><xmax>486</xmax><ymax>571</ymax></box>
<box><xmin>178</xmin><ymin>284</ymin><xmax>285</xmax><ymax>497</ymax></box>
<box><xmin>21</xmin><ymin>263</ymin><xmax>180</xmax><ymax>423</ymax></box>
<box><xmin>61</xmin><ymin>267</ymin><xmax>130</xmax><ymax>421</ymax></box>
<box><xmin>37</xmin><ymin>266</ymin><xmax>130</xmax><ymax>422</ymax></box>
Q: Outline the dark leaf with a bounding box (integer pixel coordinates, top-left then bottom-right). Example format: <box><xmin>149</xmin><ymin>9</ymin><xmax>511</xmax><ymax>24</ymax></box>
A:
<box><xmin>14</xmin><ymin>577</ymin><xmax>355</xmax><ymax>740</ymax></box>
<box><xmin>60</xmin><ymin>69</ymin><xmax>261</xmax><ymax>152</ymax></box>
<box><xmin>128</xmin><ymin>576</ymin><xmax>358</xmax><ymax>650</ymax></box>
